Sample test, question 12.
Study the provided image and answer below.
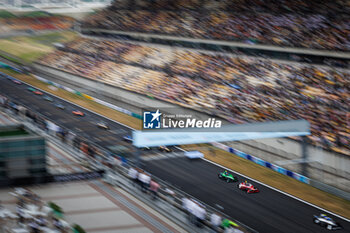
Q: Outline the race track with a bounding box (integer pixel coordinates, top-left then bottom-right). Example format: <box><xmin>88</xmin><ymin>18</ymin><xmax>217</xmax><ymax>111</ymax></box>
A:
<box><xmin>1</xmin><ymin>75</ymin><xmax>349</xmax><ymax>233</ymax></box>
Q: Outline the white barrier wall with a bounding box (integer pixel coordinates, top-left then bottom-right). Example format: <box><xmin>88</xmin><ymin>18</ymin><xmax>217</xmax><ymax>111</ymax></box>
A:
<box><xmin>227</xmin><ymin>140</ymin><xmax>350</xmax><ymax>192</ymax></box>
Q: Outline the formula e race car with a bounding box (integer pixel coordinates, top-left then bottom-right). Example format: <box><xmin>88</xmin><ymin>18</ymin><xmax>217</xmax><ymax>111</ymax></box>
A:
<box><xmin>218</xmin><ymin>171</ymin><xmax>238</xmax><ymax>183</ymax></box>
<box><xmin>12</xmin><ymin>79</ymin><xmax>22</xmax><ymax>85</ymax></box>
<box><xmin>158</xmin><ymin>146</ymin><xmax>172</xmax><ymax>153</ymax></box>
<box><xmin>123</xmin><ymin>135</ymin><xmax>133</xmax><ymax>142</ymax></box>
<box><xmin>33</xmin><ymin>90</ymin><xmax>43</xmax><ymax>95</ymax></box>
<box><xmin>72</xmin><ymin>110</ymin><xmax>84</xmax><ymax>116</ymax></box>
<box><xmin>55</xmin><ymin>103</ymin><xmax>65</xmax><ymax>109</ymax></box>
<box><xmin>43</xmin><ymin>96</ymin><xmax>53</xmax><ymax>102</ymax></box>
<box><xmin>238</xmin><ymin>181</ymin><xmax>260</xmax><ymax>193</ymax></box>
<box><xmin>313</xmin><ymin>214</ymin><xmax>342</xmax><ymax>230</ymax></box>
<box><xmin>97</xmin><ymin>122</ymin><xmax>109</xmax><ymax>130</ymax></box>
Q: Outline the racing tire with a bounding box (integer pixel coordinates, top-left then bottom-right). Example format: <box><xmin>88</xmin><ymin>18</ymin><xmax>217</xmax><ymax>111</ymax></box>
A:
<box><xmin>226</xmin><ymin>179</ymin><xmax>231</xmax><ymax>183</ymax></box>
<box><xmin>313</xmin><ymin>218</ymin><xmax>319</xmax><ymax>224</ymax></box>
<box><xmin>326</xmin><ymin>225</ymin><xmax>332</xmax><ymax>230</ymax></box>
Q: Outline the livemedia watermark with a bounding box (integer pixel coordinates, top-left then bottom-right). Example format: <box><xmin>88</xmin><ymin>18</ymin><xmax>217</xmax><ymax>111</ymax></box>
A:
<box><xmin>142</xmin><ymin>108</ymin><xmax>222</xmax><ymax>131</ymax></box>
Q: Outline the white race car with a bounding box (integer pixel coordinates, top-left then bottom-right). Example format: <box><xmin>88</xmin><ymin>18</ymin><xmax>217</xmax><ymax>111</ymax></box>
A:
<box><xmin>313</xmin><ymin>214</ymin><xmax>342</xmax><ymax>230</ymax></box>
<box><xmin>97</xmin><ymin>122</ymin><xmax>109</xmax><ymax>130</ymax></box>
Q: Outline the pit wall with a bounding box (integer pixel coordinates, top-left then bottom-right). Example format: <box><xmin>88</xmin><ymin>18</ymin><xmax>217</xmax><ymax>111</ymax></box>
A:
<box><xmin>11</xmin><ymin>62</ymin><xmax>350</xmax><ymax>199</ymax></box>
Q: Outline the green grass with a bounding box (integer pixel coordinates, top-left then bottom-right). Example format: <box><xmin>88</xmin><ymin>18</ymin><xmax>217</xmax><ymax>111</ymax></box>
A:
<box><xmin>18</xmin><ymin>11</ymin><xmax>51</xmax><ymax>18</ymax></box>
<box><xmin>20</xmin><ymin>51</ymin><xmax>50</xmax><ymax>63</ymax></box>
<box><xmin>0</xmin><ymin>10</ymin><xmax>15</xmax><ymax>18</ymax></box>
<box><xmin>0</xmin><ymin>53</ymin><xmax>23</xmax><ymax>65</ymax></box>
<box><xmin>0</xmin><ymin>10</ymin><xmax>51</xmax><ymax>19</ymax></box>
<box><xmin>23</xmin><ymin>31</ymin><xmax>75</xmax><ymax>45</ymax></box>
<box><xmin>0</xmin><ymin>31</ymin><xmax>77</xmax><ymax>63</ymax></box>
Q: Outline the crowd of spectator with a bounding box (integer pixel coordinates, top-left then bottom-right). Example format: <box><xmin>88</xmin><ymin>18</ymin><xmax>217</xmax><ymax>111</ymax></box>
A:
<box><xmin>0</xmin><ymin>91</ymin><xmax>116</xmax><ymax>171</ymax></box>
<box><xmin>82</xmin><ymin>0</ymin><xmax>350</xmax><ymax>51</ymax></box>
<box><xmin>0</xmin><ymin>188</ymin><xmax>70</xmax><ymax>233</ymax></box>
<box><xmin>1</xmin><ymin>93</ymin><xmax>244</xmax><ymax>233</ymax></box>
<box><xmin>128</xmin><ymin>167</ymin><xmax>160</xmax><ymax>199</ymax></box>
<box><xmin>0</xmin><ymin>16</ymin><xmax>73</xmax><ymax>35</ymax></box>
<box><xmin>106</xmin><ymin>0</ymin><xmax>350</xmax><ymax>13</ymax></box>
<box><xmin>39</xmin><ymin>37</ymin><xmax>350</xmax><ymax>155</ymax></box>
<box><xmin>126</xmin><ymin>166</ymin><xmax>241</xmax><ymax>232</ymax></box>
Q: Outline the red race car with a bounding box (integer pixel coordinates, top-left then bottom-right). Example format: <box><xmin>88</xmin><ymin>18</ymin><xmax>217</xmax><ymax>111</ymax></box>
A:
<box><xmin>34</xmin><ymin>90</ymin><xmax>43</xmax><ymax>95</ymax></box>
<box><xmin>12</xmin><ymin>80</ymin><xmax>22</xmax><ymax>85</ymax></box>
<box><xmin>72</xmin><ymin>110</ymin><xmax>84</xmax><ymax>116</ymax></box>
<box><xmin>238</xmin><ymin>181</ymin><xmax>260</xmax><ymax>193</ymax></box>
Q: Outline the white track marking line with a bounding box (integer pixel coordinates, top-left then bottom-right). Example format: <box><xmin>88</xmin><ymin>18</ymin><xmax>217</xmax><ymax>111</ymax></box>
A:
<box><xmin>12</xmin><ymin>77</ymin><xmax>350</xmax><ymax>222</ymax></box>
<box><xmin>175</xmin><ymin>142</ymin><xmax>350</xmax><ymax>221</ymax></box>
<box><xmin>16</xmin><ymin>79</ymin><xmax>135</xmax><ymax>130</ymax></box>
<box><xmin>202</xmin><ymin>157</ymin><xmax>350</xmax><ymax>222</ymax></box>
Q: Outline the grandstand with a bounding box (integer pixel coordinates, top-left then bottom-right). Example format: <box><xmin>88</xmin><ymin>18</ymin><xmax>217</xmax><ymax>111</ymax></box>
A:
<box><xmin>82</xmin><ymin>0</ymin><xmax>350</xmax><ymax>51</ymax></box>
<box><xmin>1</xmin><ymin>1</ymin><xmax>350</xmax><ymax>232</ymax></box>
<box><xmin>39</xmin><ymin>36</ymin><xmax>350</xmax><ymax>156</ymax></box>
<box><xmin>2</xmin><ymin>0</ymin><xmax>350</xmax><ymax>194</ymax></box>
<box><xmin>77</xmin><ymin>0</ymin><xmax>350</xmax><ymax>156</ymax></box>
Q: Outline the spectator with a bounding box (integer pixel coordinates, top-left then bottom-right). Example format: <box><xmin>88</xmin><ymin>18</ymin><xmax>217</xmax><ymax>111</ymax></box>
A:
<box><xmin>210</xmin><ymin>212</ymin><xmax>222</xmax><ymax>232</ymax></box>
<box><xmin>82</xmin><ymin>0</ymin><xmax>350</xmax><ymax>51</ymax></box>
<box><xmin>149</xmin><ymin>179</ymin><xmax>160</xmax><ymax>200</ymax></box>
<box><xmin>35</xmin><ymin>216</ymin><xmax>47</xmax><ymax>227</ymax></box>
<box><xmin>182</xmin><ymin>195</ymin><xmax>191</xmax><ymax>213</ymax></box>
<box><xmin>16</xmin><ymin>205</ymin><xmax>24</xmax><ymax>224</ymax></box>
<box><xmin>128</xmin><ymin>167</ymin><xmax>139</xmax><ymax>186</ymax></box>
<box><xmin>143</xmin><ymin>172</ymin><xmax>151</xmax><ymax>192</ymax></box>
<box><xmin>39</xmin><ymin>34</ymin><xmax>350</xmax><ymax>155</ymax></box>
<box><xmin>194</xmin><ymin>202</ymin><xmax>207</xmax><ymax>228</ymax></box>
<box><xmin>224</xmin><ymin>226</ymin><xmax>235</xmax><ymax>233</ymax></box>
<box><xmin>165</xmin><ymin>188</ymin><xmax>176</xmax><ymax>200</ymax></box>
<box><xmin>53</xmin><ymin>217</ymin><xmax>63</xmax><ymax>230</ymax></box>
<box><xmin>28</xmin><ymin>220</ymin><xmax>40</xmax><ymax>233</ymax></box>
<box><xmin>138</xmin><ymin>171</ymin><xmax>149</xmax><ymax>192</ymax></box>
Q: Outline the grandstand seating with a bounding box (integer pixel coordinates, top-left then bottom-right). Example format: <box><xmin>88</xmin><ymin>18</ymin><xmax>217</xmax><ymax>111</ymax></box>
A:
<box><xmin>39</xmin><ymin>37</ymin><xmax>350</xmax><ymax>155</ymax></box>
<box><xmin>82</xmin><ymin>0</ymin><xmax>350</xmax><ymax>51</ymax></box>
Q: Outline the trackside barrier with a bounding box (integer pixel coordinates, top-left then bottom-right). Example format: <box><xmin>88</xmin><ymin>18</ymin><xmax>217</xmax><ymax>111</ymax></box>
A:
<box><xmin>0</xmin><ymin>69</ymin><xmax>331</xmax><ymax>185</ymax></box>
<box><xmin>33</xmin><ymin>74</ymin><xmax>143</xmax><ymax>119</ymax></box>
<box><xmin>3</xmin><ymin>68</ymin><xmax>350</xmax><ymax>199</ymax></box>
<box><xmin>0</xmin><ymin>89</ymin><xmax>254</xmax><ymax>233</ymax></box>
<box><xmin>211</xmin><ymin>142</ymin><xmax>310</xmax><ymax>184</ymax></box>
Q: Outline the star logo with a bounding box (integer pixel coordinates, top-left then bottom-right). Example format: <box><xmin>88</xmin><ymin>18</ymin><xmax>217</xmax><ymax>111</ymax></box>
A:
<box><xmin>151</xmin><ymin>109</ymin><xmax>162</xmax><ymax>122</ymax></box>
<box><xmin>143</xmin><ymin>109</ymin><xmax>162</xmax><ymax>129</ymax></box>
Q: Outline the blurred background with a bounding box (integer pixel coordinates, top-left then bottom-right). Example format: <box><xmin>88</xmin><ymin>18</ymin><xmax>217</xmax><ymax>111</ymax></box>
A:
<box><xmin>0</xmin><ymin>0</ymin><xmax>349</xmax><ymax>233</ymax></box>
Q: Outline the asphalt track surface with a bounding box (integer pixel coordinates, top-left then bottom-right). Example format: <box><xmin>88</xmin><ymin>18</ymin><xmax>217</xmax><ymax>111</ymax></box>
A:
<box><xmin>1</xmin><ymin>76</ymin><xmax>349</xmax><ymax>233</ymax></box>
<box><xmin>0</xmin><ymin>75</ymin><xmax>170</xmax><ymax>157</ymax></box>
